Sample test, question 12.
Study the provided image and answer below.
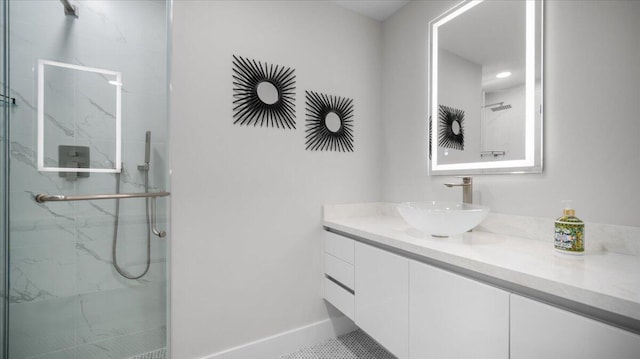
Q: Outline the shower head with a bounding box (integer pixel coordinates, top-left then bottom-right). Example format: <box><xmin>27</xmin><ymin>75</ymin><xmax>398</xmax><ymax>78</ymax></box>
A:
<box><xmin>483</xmin><ymin>102</ymin><xmax>512</xmax><ymax>112</ymax></box>
<box><xmin>145</xmin><ymin>131</ymin><xmax>151</xmax><ymax>165</ymax></box>
<box><xmin>491</xmin><ymin>104</ymin><xmax>512</xmax><ymax>112</ymax></box>
<box><xmin>60</xmin><ymin>0</ymin><xmax>79</xmax><ymax>18</ymax></box>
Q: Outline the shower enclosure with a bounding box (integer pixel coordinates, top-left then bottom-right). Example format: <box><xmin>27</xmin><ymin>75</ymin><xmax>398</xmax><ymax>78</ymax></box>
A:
<box><xmin>1</xmin><ymin>1</ymin><xmax>171</xmax><ymax>358</ymax></box>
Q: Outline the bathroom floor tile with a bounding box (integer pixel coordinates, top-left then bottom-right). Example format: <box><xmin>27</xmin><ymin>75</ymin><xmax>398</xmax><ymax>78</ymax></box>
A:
<box><xmin>277</xmin><ymin>330</ymin><xmax>396</xmax><ymax>359</ymax></box>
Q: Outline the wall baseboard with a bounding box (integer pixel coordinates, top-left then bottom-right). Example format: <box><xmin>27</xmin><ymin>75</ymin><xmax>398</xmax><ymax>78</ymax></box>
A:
<box><xmin>202</xmin><ymin>316</ymin><xmax>357</xmax><ymax>359</ymax></box>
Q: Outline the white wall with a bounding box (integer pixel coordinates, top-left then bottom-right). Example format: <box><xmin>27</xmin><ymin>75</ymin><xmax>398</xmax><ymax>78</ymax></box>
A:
<box><xmin>437</xmin><ymin>49</ymin><xmax>482</xmax><ymax>164</ymax></box>
<box><xmin>170</xmin><ymin>1</ymin><xmax>382</xmax><ymax>358</ymax></box>
<box><xmin>381</xmin><ymin>0</ymin><xmax>640</xmax><ymax>227</ymax></box>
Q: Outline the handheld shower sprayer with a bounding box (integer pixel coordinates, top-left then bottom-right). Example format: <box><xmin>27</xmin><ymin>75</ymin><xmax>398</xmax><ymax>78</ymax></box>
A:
<box><xmin>145</xmin><ymin>131</ymin><xmax>151</xmax><ymax>165</ymax></box>
<box><xmin>140</xmin><ymin>131</ymin><xmax>165</xmax><ymax>238</ymax></box>
<box><xmin>138</xmin><ymin>131</ymin><xmax>151</xmax><ymax>172</ymax></box>
<box><xmin>112</xmin><ymin>130</ymin><xmax>166</xmax><ymax>280</ymax></box>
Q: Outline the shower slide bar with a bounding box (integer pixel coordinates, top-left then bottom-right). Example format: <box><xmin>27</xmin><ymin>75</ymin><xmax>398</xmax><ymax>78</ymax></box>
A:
<box><xmin>34</xmin><ymin>191</ymin><xmax>169</xmax><ymax>203</ymax></box>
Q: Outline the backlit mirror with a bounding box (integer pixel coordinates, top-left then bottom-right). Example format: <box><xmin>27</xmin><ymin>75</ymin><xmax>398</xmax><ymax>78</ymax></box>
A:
<box><xmin>429</xmin><ymin>0</ymin><xmax>543</xmax><ymax>175</ymax></box>
<box><xmin>37</xmin><ymin>59</ymin><xmax>122</xmax><ymax>174</ymax></box>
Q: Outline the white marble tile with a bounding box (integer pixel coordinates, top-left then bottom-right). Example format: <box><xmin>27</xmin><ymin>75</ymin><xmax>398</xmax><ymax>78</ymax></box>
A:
<box><xmin>10</xmin><ymin>192</ymin><xmax>75</xmax><ymax>247</ymax></box>
<box><xmin>8</xmin><ymin>6</ymin><xmax>77</xmax><ymax>71</ymax></box>
<box><xmin>76</xmin><ymin>282</ymin><xmax>166</xmax><ymax>345</ymax></box>
<box><xmin>74</xmin><ymin>327</ymin><xmax>166</xmax><ymax>359</ymax></box>
<box><xmin>74</xmin><ymin>199</ymin><xmax>166</xmax><ymax>293</ymax></box>
<box><xmin>9</xmin><ymin>140</ymin><xmax>76</xmax><ymax>198</ymax></box>
<box><xmin>74</xmin><ymin>82</ymin><xmax>118</xmax><ymax>143</ymax></box>
<box><xmin>42</xmin><ymin>78</ymin><xmax>77</xmax><ymax>162</ymax></box>
<box><xmin>10</xmin><ymin>241</ymin><xmax>76</xmax><ymax>304</ymax></box>
<box><xmin>76</xmin><ymin>237</ymin><xmax>121</xmax><ymax>293</ymax></box>
<box><xmin>28</xmin><ymin>347</ymin><xmax>77</xmax><ymax>359</ymax></box>
<box><xmin>75</xmin><ymin>201</ymin><xmax>115</xmax><ymax>231</ymax></box>
<box><xmin>75</xmin><ymin>231</ymin><xmax>163</xmax><ymax>295</ymax></box>
<box><xmin>78</xmin><ymin>1</ymin><xmax>167</xmax><ymax>53</ymax></box>
<box><xmin>120</xmin><ymin>94</ymin><xmax>168</xmax><ymax>141</ymax></box>
<box><xmin>9</xmin><ymin>296</ymin><xmax>77</xmax><ymax>359</ymax></box>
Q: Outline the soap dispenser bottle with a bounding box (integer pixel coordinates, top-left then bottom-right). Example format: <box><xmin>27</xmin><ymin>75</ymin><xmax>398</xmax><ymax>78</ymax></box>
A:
<box><xmin>554</xmin><ymin>200</ymin><xmax>585</xmax><ymax>254</ymax></box>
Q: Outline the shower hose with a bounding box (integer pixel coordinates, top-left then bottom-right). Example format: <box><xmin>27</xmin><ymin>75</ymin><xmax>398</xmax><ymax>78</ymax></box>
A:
<box><xmin>112</xmin><ymin>169</ymin><xmax>152</xmax><ymax>280</ymax></box>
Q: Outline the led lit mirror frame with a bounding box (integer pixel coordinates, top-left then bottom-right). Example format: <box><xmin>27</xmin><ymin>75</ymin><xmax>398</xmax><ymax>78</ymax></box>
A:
<box><xmin>37</xmin><ymin>60</ymin><xmax>122</xmax><ymax>173</ymax></box>
<box><xmin>429</xmin><ymin>0</ymin><xmax>543</xmax><ymax>175</ymax></box>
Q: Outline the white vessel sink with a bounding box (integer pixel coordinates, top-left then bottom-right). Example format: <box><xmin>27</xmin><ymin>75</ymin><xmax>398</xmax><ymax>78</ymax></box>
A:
<box><xmin>397</xmin><ymin>201</ymin><xmax>489</xmax><ymax>237</ymax></box>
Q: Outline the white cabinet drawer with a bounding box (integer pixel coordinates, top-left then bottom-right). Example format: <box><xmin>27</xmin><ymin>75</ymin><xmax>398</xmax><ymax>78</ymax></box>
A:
<box><xmin>324</xmin><ymin>231</ymin><xmax>354</xmax><ymax>264</ymax></box>
<box><xmin>511</xmin><ymin>294</ymin><xmax>640</xmax><ymax>359</ymax></box>
<box><xmin>324</xmin><ymin>277</ymin><xmax>354</xmax><ymax>321</ymax></box>
<box><xmin>325</xmin><ymin>253</ymin><xmax>354</xmax><ymax>290</ymax></box>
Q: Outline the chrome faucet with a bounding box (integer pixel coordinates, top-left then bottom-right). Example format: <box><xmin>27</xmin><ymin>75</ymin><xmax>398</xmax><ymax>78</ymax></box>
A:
<box><xmin>444</xmin><ymin>176</ymin><xmax>473</xmax><ymax>204</ymax></box>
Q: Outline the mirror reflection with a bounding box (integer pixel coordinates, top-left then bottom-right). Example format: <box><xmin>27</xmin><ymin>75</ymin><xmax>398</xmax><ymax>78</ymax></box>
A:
<box><xmin>325</xmin><ymin>111</ymin><xmax>342</xmax><ymax>133</ymax></box>
<box><xmin>430</xmin><ymin>0</ymin><xmax>543</xmax><ymax>174</ymax></box>
<box><xmin>256</xmin><ymin>80</ymin><xmax>279</xmax><ymax>105</ymax></box>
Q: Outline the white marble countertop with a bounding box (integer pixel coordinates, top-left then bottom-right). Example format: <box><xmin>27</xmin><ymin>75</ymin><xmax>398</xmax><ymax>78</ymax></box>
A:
<box><xmin>323</xmin><ymin>203</ymin><xmax>640</xmax><ymax>325</ymax></box>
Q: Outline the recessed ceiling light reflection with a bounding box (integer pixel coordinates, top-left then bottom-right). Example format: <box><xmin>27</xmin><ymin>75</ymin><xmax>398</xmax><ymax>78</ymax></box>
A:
<box><xmin>496</xmin><ymin>71</ymin><xmax>512</xmax><ymax>79</ymax></box>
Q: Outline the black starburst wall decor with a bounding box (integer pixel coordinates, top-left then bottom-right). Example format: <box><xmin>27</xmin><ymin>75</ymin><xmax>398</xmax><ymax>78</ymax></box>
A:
<box><xmin>232</xmin><ymin>55</ymin><xmax>296</xmax><ymax>128</ymax></box>
<box><xmin>438</xmin><ymin>105</ymin><xmax>465</xmax><ymax>150</ymax></box>
<box><xmin>305</xmin><ymin>91</ymin><xmax>354</xmax><ymax>152</ymax></box>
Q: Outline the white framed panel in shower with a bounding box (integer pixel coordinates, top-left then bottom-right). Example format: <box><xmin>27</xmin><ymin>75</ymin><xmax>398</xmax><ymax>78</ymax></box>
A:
<box><xmin>37</xmin><ymin>59</ymin><xmax>122</xmax><ymax>173</ymax></box>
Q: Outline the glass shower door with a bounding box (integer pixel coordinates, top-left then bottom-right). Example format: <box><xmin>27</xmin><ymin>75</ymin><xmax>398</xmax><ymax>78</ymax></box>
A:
<box><xmin>7</xmin><ymin>1</ymin><xmax>170</xmax><ymax>358</ymax></box>
<box><xmin>1</xmin><ymin>0</ymin><xmax>8</xmax><ymax>357</ymax></box>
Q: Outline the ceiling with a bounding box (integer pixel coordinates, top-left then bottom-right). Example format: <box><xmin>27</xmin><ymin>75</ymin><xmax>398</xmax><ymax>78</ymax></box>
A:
<box><xmin>331</xmin><ymin>0</ymin><xmax>411</xmax><ymax>21</ymax></box>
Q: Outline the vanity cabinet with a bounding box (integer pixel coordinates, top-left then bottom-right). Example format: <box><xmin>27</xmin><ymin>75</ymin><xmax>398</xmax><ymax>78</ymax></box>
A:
<box><xmin>324</xmin><ymin>231</ymin><xmax>409</xmax><ymax>358</ymax></box>
<box><xmin>510</xmin><ymin>294</ymin><xmax>640</xmax><ymax>359</ymax></box>
<box><xmin>323</xmin><ymin>231</ymin><xmax>355</xmax><ymax>320</ymax></box>
<box><xmin>354</xmin><ymin>241</ymin><xmax>409</xmax><ymax>359</ymax></box>
<box><xmin>323</xmin><ymin>230</ymin><xmax>640</xmax><ymax>359</ymax></box>
<box><xmin>409</xmin><ymin>260</ymin><xmax>509</xmax><ymax>359</ymax></box>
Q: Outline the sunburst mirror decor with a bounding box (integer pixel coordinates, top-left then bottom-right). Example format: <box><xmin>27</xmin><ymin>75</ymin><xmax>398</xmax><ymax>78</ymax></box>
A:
<box><xmin>305</xmin><ymin>91</ymin><xmax>354</xmax><ymax>152</ymax></box>
<box><xmin>232</xmin><ymin>55</ymin><xmax>296</xmax><ymax>129</ymax></box>
<box><xmin>438</xmin><ymin>105</ymin><xmax>464</xmax><ymax>150</ymax></box>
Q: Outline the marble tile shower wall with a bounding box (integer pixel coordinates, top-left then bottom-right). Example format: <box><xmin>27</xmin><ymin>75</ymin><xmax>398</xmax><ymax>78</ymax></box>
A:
<box><xmin>8</xmin><ymin>1</ymin><xmax>168</xmax><ymax>358</ymax></box>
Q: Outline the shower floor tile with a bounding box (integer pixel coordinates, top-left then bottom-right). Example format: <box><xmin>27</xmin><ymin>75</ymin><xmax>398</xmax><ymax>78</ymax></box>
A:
<box><xmin>128</xmin><ymin>348</ymin><xmax>166</xmax><ymax>359</ymax></box>
<box><xmin>277</xmin><ymin>330</ymin><xmax>396</xmax><ymax>359</ymax></box>
<box><xmin>126</xmin><ymin>330</ymin><xmax>393</xmax><ymax>359</ymax></box>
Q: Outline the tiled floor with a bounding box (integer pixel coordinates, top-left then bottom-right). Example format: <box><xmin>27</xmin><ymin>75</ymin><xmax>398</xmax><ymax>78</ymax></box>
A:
<box><xmin>127</xmin><ymin>330</ymin><xmax>393</xmax><ymax>359</ymax></box>
<box><xmin>277</xmin><ymin>330</ymin><xmax>396</xmax><ymax>359</ymax></box>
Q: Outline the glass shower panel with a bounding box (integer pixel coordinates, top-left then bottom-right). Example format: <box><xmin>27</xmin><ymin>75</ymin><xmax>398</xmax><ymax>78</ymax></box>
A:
<box><xmin>7</xmin><ymin>1</ymin><xmax>169</xmax><ymax>358</ymax></box>
<box><xmin>1</xmin><ymin>0</ymin><xmax>8</xmax><ymax>357</ymax></box>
